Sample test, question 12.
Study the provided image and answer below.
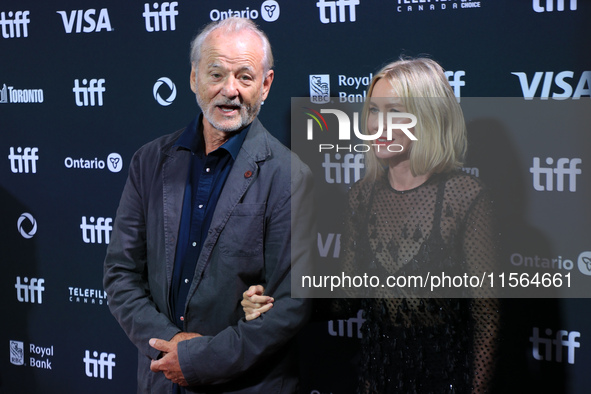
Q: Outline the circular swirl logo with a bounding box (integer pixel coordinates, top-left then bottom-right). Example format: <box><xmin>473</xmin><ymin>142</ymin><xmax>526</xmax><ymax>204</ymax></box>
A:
<box><xmin>153</xmin><ymin>77</ymin><xmax>177</xmax><ymax>106</ymax></box>
<box><xmin>17</xmin><ymin>212</ymin><xmax>37</xmax><ymax>239</ymax></box>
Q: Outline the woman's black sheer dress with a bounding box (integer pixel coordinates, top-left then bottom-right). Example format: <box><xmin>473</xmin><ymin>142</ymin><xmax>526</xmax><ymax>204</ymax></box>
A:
<box><xmin>341</xmin><ymin>171</ymin><xmax>500</xmax><ymax>394</ymax></box>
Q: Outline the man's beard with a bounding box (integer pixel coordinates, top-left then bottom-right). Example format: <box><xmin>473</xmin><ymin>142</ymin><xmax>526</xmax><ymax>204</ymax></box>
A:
<box><xmin>197</xmin><ymin>94</ymin><xmax>262</xmax><ymax>133</ymax></box>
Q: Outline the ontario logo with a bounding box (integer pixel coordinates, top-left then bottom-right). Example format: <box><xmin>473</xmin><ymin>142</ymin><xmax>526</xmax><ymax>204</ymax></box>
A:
<box><xmin>304</xmin><ymin>106</ymin><xmax>417</xmax><ymax>153</ymax></box>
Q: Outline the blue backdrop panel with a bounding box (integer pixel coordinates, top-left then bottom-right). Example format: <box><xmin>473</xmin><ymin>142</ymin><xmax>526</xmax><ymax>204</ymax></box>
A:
<box><xmin>1</xmin><ymin>1</ymin><xmax>589</xmax><ymax>393</ymax></box>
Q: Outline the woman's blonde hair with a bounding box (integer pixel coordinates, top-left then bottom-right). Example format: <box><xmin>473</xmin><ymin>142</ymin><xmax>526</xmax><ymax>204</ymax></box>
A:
<box><xmin>362</xmin><ymin>57</ymin><xmax>467</xmax><ymax>182</ymax></box>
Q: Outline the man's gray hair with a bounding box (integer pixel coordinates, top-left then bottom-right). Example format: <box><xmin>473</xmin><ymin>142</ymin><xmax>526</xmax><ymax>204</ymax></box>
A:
<box><xmin>190</xmin><ymin>17</ymin><xmax>274</xmax><ymax>73</ymax></box>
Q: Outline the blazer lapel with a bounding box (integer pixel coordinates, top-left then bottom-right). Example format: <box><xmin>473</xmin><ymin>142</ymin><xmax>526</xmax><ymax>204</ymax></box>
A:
<box><xmin>162</xmin><ymin>145</ymin><xmax>191</xmax><ymax>288</ymax></box>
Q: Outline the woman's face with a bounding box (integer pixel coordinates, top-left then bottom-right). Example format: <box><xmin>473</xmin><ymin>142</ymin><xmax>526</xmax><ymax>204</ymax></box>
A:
<box><xmin>367</xmin><ymin>78</ymin><xmax>415</xmax><ymax>162</ymax></box>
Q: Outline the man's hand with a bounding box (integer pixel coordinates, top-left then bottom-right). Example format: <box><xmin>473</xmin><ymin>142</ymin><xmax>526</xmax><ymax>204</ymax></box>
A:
<box><xmin>170</xmin><ymin>332</ymin><xmax>201</xmax><ymax>344</ymax></box>
<box><xmin>149</xmin><ymin>333</ymin><xmax>201</xmax><ymax>386</ymax></box>
<box><xmin>241</xmin><ymin>285</ymin><xmax>274</xmax><ymax>321</ymax></box>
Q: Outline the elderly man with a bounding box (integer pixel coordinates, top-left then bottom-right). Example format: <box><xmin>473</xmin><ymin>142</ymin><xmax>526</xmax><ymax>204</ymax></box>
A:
<box><xmin>104</xmin><ymin>17</ymin><xmax>314</xmax><ymax>393</ymax></box>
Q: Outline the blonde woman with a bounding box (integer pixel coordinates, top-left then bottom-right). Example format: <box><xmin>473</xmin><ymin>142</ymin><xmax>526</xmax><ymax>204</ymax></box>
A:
<box><xmin>244</xmin><ymin>58</ymin><xmax>499</xmax><ymax>393</ymax></box>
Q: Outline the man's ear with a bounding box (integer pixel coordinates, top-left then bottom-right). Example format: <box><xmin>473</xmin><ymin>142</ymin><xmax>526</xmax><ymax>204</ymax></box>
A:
<box><xmin>261</xmin><ymin>70</ymin><xmax>274</xmax><ymax>101</ymax></box>
<box><xmin>190</xmin><ymin>66</ymin><xmax>197</xmax><ymax>94</ymax></box>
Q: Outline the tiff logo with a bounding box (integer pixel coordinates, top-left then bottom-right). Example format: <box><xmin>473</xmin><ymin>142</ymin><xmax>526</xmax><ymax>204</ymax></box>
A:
<box><xmin>73</xmin><ymin>79</ymin><xmax>105</xmax><ymax>107</ymax></box>
<box><xmin>530</xmin><ymin>157</ymin><xmax>582</xmax><ymax>192</ymax></box>
<box><xmin>81</xmin><ymin>216</ymin><xmax>112</xmax><ymax>244</ymax></box>
<box><xmin>143</xmin><ymin>2</ymin><xmax>178</xmax><ymax>32</ymax></box>
<box><xmin>83</xmin><ymin>351</ymin><xmax>116</xmax><ymax>380</ymax></box>
<box><xmin>15</xmin><ymin>276</ymin><xmax>45</xmax><ymax>304</ymax></box>
<box><xmin>323</xmin><ymin>153</ymin><xmax>364</xmax><ymax>184</ymax></box>
<box><xmin>8</xmin><ymin>147</ymin><xmax>38</xmax><ymax>173</ymax></box>
<box><xmin>533</xmin><ymin>0</ymin><xmax>577</xmax><ymax>12</ymax></box>
<box><xmin>0</xmin><ymin>11</ymin><xmax>30</xmax><ymax>38</ymax></box>
<box><xmin>316</xmin><ymin>0</ymin><xmax>359</xmax><ymax>23</ymax></box>
<box><xmin>328</xmin><ymin>309</ymin><xmax>365</xmax><ymax>338</ymax></box>
<box><xmin>445</xmin><ymin>70</ymin><xmax>465</xmax><ymax>100</ymax></box>
<box><xmin>56</xmin><ymin>9</ymin><xmax>113</xmax><ymax>33</ymax></box>
<box><xmin>530</xmin><ymin>327</ymin><xmax>581</xmax><ymax>364</ymax></box>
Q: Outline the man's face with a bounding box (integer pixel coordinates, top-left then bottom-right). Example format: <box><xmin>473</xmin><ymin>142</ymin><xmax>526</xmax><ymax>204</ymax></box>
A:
<box><xmin>191</xmin><ymin>29</ymin><xmax>274</xmax><ymax>133</ymax></box>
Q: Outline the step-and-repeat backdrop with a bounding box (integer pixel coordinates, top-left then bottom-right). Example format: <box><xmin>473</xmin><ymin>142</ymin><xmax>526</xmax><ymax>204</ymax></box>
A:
<box><xmin>1</xmin><ymin>1</ymin><xmax>589</xmax><ymax>393</ymax></box>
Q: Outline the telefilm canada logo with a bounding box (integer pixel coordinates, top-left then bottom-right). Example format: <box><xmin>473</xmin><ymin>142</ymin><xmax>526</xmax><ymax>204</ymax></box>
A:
<box><xmin>69</xmin><ymin>285</ymin><xmax>108</xmax><ymax>306</ymax></box>
<box><xmin>396</xmin><ymin>0</ymin><xmax>483</xmax><ymax>13</ymax></box>
<box><xmin>304</xmin><ymin>106</ymin><xmax>417</xmax><ymax>153</ymax></box>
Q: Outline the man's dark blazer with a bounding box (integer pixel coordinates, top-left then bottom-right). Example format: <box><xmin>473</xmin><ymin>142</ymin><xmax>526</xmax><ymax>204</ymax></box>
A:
<box><xmin>104</xmin><ymin>116</ymin><xmax>314</xmax><ymax>393</ymax></box>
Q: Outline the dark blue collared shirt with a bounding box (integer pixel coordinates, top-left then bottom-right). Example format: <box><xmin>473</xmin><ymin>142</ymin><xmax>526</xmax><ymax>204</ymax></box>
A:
<box><xmin>170</xmin><ymin>115</ymin><xmax>249</xmax><ymax>330</ymax></box>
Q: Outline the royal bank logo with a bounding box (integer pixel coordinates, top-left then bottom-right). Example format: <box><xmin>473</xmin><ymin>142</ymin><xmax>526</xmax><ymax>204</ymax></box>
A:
<box><xmin>533</xmin><ymin>0</ymin><xmax>577</xmax><ymax>12</ymax></box>
<box><xmin>17</xmin><ymin>213</ymin><xmax>37</xmax><ymax>239</ymax></box>
<box><xmin>309</xmin><ymin>75</ymin><xmax>330</xmax><ymax>104</ymax></box>
<box><xmin>0</xmin><ymin>84</ymin><xmax>44</xmax><ymax>104</ymax></box>
<box><xmin>10</xmin><ymin>341</ymin><xmax>24</xmax><ymax>366</ymax></box>
<box><xmin>0</xmin><ymin>11</ymin><xmax>30</xmax><ymax>38</ymax></box>
<box><xmin>316</xmin><ymin>0</ymin><xmax>359</xmax><ymax>23</ymax></box>
<box><xmin>153</xmin><ymin>77</ymin><xmax>176</xmax><ymax>106</ymax></box>
<box><xmin>56</xmin><ymin>8</ymin><xmax>113</xmax><ymax>33</ymax></box>
<box><xmin>9</xmin><ymin>341</ymin><xmax>54</xmax><ymax>369</ymax></box>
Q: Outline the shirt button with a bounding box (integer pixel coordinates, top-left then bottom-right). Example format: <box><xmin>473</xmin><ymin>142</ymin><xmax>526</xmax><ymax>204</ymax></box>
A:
<box><xmin>184</xmin><ymin>279</ymin><xmax>189</xmax><ymax>284</ymax></box>
<box><xmin>192</xmin><ymin>242</ymin><xmax>197</xmax><ymax>247</ymax></box>
<box><xmin>198</xmin><ymin>204</ymin><xmax>203</xmax><ymax>209</ymax></box>
<box><xmin>180</xmin><ymin>316</ymin><xmax>184</xmax><ymax>321</ymax></box>
<box><xmin>206</xmin><ymin>168</ymin><xmax>211</xmax><ymax>173</ymax></box>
